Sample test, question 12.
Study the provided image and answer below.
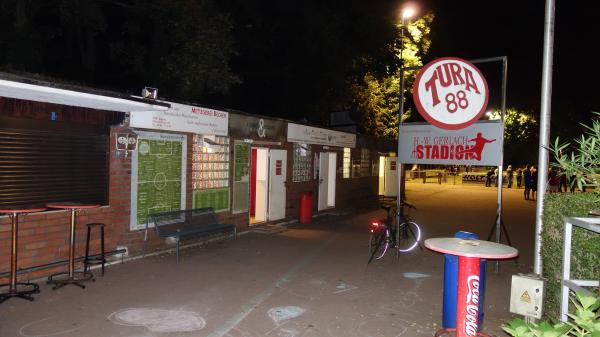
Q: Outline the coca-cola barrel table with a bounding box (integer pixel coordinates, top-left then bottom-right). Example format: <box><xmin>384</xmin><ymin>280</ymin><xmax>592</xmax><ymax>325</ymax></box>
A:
<box><xmin>425</xmin><ymin>238</ymin><xmax>518</xmax><ymax>337</ymax></box>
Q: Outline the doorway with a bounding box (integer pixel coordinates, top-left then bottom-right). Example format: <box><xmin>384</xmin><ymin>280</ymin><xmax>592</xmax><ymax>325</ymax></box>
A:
<box><xmin>250</xmin><ymin>148</ymin><xmax>287</xmax><ymax>224</ymax></box>
<box><xmin>318</xmin><ymin>152</ymin><xmax>337</xmax><ymax>211</ymax></box>
<box><xmin>378</xmin><ymin>156</ymin><xmax>398</xmax><ymax>197</ymax></box>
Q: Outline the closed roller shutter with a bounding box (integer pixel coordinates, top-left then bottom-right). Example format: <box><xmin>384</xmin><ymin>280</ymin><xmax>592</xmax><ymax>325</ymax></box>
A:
<box><xmin>0</xmin><ymin>116</ymin><xmax>109</xmax><ymax>208</ymax></box>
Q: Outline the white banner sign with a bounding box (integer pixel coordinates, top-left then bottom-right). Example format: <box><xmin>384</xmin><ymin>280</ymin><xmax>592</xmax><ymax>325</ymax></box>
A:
<box><xmin>130</xmin><ymin>102</ymin><xmax>228</xmax><ymax>136</ymax></box>
<box><xmin>287</xmin><ymin>123</ymin><xmax>356</xmax><ymax>148</ymax></box>
<box><xmin>398</xmin><ymin>121</ymin><xmax>503</xmax><ymax>166</ymax></box>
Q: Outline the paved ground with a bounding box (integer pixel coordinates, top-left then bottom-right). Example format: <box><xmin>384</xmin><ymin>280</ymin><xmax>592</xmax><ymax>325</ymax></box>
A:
<box><xmin>0</xmin><ymin>183</ymin><xmax>536</xmax><ymax>337</ymax></box>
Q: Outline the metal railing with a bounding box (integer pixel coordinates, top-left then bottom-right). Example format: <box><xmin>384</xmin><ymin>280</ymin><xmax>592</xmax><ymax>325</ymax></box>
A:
<box><xmin>560</xmin><ymin>217</ymin><xmax>600</xmax><ymax>322</ymax></box>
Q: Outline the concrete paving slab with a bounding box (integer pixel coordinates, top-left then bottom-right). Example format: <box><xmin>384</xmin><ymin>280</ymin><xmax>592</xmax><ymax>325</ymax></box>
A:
<box><xmin>0</xmin><ymin>183</ymin><xmax>536</xmax><ymax>337</ymax></box>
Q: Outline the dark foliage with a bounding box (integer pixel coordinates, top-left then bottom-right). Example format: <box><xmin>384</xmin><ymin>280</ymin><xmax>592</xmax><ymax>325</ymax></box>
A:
<box><xmin>0</xmin><ymin>0</ymin><xmax>238</xmax><ymax>100</ymax></box>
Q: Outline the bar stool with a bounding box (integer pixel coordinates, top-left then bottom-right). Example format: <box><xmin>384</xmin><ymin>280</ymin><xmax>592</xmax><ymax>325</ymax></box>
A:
<box><xmin>84</xmin><ymin>223</ymin><xmax>106</xmax><ymax>276</ymax></box>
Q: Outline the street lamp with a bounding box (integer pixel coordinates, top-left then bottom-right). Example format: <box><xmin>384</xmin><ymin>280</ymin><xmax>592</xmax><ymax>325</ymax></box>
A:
<box><xmin>398</xmin><ymin>4</ymin><xmax>417</xmax><ymax>201</ymax></box>
<box><xmin>399</xmin><ymin>5</ymin><xmax>417</xmax><ymax>70</ymax></box>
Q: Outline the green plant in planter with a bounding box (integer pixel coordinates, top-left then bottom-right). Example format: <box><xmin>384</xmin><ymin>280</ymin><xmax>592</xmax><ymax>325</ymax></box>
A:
<box><xmin>502</xmin><ymin>292</ymin><xmax>600</xmax><ymax>337</ymax></box>
<box><xmin>550</xmin><ymin>112</ymin><xmax>600</xmax><ymax>191</ymax></box>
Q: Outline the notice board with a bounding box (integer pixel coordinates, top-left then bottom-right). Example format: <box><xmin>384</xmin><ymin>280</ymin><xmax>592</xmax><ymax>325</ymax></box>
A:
<box><xmin>130</xmin><ymin>131</ymin><xmax>187</xmax><ymax>230</ymax></box>
<box><xmin>232</xmin><ymin>142</ymin><xmax>250</xmax><ymax>213</ymax></box>
<box><xmin>193</xmin><ymin>188</ymin><xmax>230</xmax><ymax>211</ymax></box>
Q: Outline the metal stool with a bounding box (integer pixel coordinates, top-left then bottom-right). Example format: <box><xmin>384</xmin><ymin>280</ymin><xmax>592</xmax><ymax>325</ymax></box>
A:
<box><xmin>84</xmin><ymin>223</ymin><xmax>106</xmax><ymax>276</ymax></box>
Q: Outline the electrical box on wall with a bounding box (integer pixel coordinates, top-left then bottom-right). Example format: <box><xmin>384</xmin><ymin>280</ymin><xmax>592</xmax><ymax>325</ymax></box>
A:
<box><xmin>510</xmin><ymin>274</ymin><xmax>544</xmax><ymax>319</ymax></box>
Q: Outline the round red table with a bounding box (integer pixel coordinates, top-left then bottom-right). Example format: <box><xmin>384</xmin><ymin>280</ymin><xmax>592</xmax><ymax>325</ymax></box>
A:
<box><xmin>46</xmin><ymin>202</ymin><xmax>99</xmax><ymax>289</ymax></box>
<box><xmin>0</xmin><ymin>205</ymin><xmax>46</xmax><ymax>303</ymax></box>
<box><xmin>425</xmin><ymin>238</ymin><xmax>518</xmax><ymax>337</ymax></box>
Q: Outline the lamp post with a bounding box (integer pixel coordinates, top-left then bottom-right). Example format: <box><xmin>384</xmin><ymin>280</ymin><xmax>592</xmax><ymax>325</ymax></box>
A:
<box><xmin>398</xmin><ymin>5</ymin><xmax>416</xmax><ymax>201</ymax></box>
<box><xmin>400</xmin><ymin>7</ymin><xmax>416</xmax><ymax>70</ymax></box>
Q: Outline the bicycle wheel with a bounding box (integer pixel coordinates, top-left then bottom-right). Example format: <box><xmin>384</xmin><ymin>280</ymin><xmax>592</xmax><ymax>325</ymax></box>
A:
<box><xmin>368</xmin><ymin>229</ymin><xmax>389</xmax><ymax>263</ymax></box>
<box><xmin>397</xmin><ymin>221</ymin><xmax>421</xmax><ymax>252</ymax></box>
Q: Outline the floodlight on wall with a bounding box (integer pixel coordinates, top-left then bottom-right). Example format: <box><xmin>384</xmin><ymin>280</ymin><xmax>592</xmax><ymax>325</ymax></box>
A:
<box><xmin>116</xmin><ymin>132</ymin><xmax>139</xmax><ymax>157</ymax></box>
<box><xmin>141</xmin><ymin>87</ymin><xmax>158</xmax><ymax>99</ymax></box>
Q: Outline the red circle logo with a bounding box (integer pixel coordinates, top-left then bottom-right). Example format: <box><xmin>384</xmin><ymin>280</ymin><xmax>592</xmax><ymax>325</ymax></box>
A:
<box><xmin>413</xmin><ymin>57</ymin><xmax>489</xmax><ymax>130</ymax></box>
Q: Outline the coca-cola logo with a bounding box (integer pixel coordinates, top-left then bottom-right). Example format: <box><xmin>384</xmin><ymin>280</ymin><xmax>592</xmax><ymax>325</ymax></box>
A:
<box><xmin>465</xmin><ymin>275</ymin><xmax>480</xmax><ymax>336</ymax></box>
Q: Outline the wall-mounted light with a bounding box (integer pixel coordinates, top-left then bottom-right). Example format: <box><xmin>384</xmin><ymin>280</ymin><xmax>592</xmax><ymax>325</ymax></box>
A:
<box><xmin>141</xmin><ymin>87</ymin><xmax>158</xmax><ymax>100</ymax></box>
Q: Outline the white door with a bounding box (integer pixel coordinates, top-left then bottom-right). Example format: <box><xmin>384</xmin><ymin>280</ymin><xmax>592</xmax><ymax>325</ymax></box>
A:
<box><xmin>268</xmin><ymin>149</ymin><xmax>287</xmax><ymax>221</ymax></box>
<box><xmin>384</xmin><ymin>157</ymin><xmax>398</xmax><ymax>197</ymax></box>
<box><xmin>318</xmin><ymin>152</ymin><xmax>337</xmax><ymax>211</ymax></box>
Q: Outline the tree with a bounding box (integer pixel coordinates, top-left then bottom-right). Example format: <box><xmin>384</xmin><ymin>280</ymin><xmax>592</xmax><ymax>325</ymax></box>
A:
<box><xmin>0</xmin><ymin>0</ymin><xmax>238</xmax><ymax>99</ymax></box>
<box><xmin>105</xmin><ymin>0</ymin><xmax>240</xmax><ymax>98</ymax></box>
<box><xmin>213</xmin><ymin>0</ymin><xmax>403</xmax><ymax>121</ymax></box>
<box><xmin>487</xmin><ymin>108</ymin><xmax>538</xmax><ymax>165</ymax></box>
<box><xmin>352</xmin><ymin>13</ymin><xmax>434</xmax><ymax>139</ymax></box>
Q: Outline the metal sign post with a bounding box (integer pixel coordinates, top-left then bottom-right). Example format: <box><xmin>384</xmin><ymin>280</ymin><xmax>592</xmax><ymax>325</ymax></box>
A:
<box><xmin>398</xmin><ymin>57</ymin><xmax>510</xmax><ymax>271</ymax></box>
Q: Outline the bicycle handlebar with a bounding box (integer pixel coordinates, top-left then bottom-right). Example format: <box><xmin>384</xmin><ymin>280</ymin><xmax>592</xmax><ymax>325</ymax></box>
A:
<box><xmin>400</xmin><ymin>201</ymin><xmax>416</xmax><ymax>210</ymax></box>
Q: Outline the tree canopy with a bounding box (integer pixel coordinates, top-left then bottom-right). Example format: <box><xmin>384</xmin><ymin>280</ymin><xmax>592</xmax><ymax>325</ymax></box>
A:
<box><xmin>352</xmin><ymin>13</ymin><xmax>435</xmax><ymax>139</ymax></box>
<box><xmin>488</xmin><ymin>108</ymin><xmax>538</xmax><ymax>165</ymax></box>
<box><xmin>0</xmin><ymin>0</ymin><xmax>238</xmax><ymax>99</ymax></box>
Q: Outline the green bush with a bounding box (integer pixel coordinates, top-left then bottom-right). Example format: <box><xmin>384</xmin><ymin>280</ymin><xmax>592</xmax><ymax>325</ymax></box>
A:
<box><xmin>541</xmin><ymin>193</ymin><xmax>600</xmax><ymax>320</ymax></box>
<box><xmin>550</xmin><ymin>111</ymin><xmax>600</xmax><ymax>191</ymax></box>
<box><xmin>503</xmin><ymin>292</ymin><xmax>600</xmax><ymax>337</ymax></box>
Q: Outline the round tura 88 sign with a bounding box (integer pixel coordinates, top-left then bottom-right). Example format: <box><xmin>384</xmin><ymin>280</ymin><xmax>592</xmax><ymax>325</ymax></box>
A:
<box><xmin>413</xmin><ymin>57</ymin><xmax>489</xmax><ymax>130</ymax></box>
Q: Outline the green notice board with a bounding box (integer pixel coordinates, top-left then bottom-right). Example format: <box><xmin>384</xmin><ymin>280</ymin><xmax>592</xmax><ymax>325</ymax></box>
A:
<box><xmin>234</xmin><ymin>143</ymin><xmax>250</xmax><ymax>182</ymax></box>
<box><xmin>132</xmin><ymin>132</ymin><xmax>186</xmax><ymax>230</ymax></box>
<box><xmin>193</xmin><ymin>188</ymin><xmax>230</xmax><ymax>211</ymax></box>
<box><xmin>233</xmin><ymin>142</ymin><xmax>250</xmax><ymax>212</ymax></box>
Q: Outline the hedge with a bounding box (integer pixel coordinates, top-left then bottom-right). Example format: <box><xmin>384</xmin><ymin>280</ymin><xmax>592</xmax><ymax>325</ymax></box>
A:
<box><xmin>541</xmin><ymin>192</ymin><xmax>600</xmax><ymax>320</ymax></box>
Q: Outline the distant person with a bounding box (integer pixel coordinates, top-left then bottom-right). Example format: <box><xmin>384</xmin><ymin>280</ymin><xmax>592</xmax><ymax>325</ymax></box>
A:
<box><xmin>559</xmin><ymin>170</ymin><xmax>568</xmax><ymax>192</ymax></box>
<box><xmin>485</xmin><ymin>168</ymin><xmax>493</xmax><ymax>187</ymax></box>
<box><xmin>516</xmin><ymin>168</ymin><xmax>523</xmax><ymax>188</ymax></box>
<box><xmin>523</xmin><ymin>164</ymin><xmax>532</xmax><ymax>200</ymax></box>
<box><xmin>548</xmin><ymin>167</ymin><xmax>560</xmax><ymax>193</ymax></box>
<box><xmin>506</xmin><ymin>165</ymin><xmax>513</xmax><ymax>188</ymax></box>
<box><xmin>494</xmin><ymin>167</ymin><xmax>499</xmax><ymax>187</ymax></box>
<box><xmin>531</xmin><ymin>166</ymin><xmax>538</xmax><ymax>200</ymax></box>
<box><xmin>569</xmin><ymin>174</ymin><xmax>576</xmax><ymax>193</ymax></box>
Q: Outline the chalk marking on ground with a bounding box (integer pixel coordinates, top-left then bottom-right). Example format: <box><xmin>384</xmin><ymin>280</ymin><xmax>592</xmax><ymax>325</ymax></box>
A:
<box><xmin>356</xmin><ymin>312</ymin><xmax>408</xmax><ymax>337</ymax></box>
<box><xmin>206</xmin><ymin>232</ymin><xmax>340</xmax><ymax>337</ymax></box>
<box><xmin>267</xmin><ymin>306</ymin><xmax>306</xmax><ymax>324</ymax></box>
<box><xmin>333</xmin><ymin>281</ymin><xmax>358</xmax><ymax>294</ymax></box>
<box><xmin>402</xmin><ymin>272</ymin><xmax>430</xmax><ymax>279</ymax></box>
<box><xmin>264</xmin><ymin>320</ymin><xmax>310</xmax><ymax>337</ymax></box>
<box><xmin>19</xmin><ymin>317</ymin><xmax>82</xmax><ymax>337</ymax></box>
<box><xmin>107</xmin><ymin>308</ymin><xmax>206</xmax><ymax>333</ymax></box>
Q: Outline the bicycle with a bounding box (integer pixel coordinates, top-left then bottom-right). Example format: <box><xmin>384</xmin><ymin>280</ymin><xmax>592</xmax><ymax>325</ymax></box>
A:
<box><xmin>368</xmin><ymin>201</ymin><xmax>422</xmax><ymax>264</ymax></box>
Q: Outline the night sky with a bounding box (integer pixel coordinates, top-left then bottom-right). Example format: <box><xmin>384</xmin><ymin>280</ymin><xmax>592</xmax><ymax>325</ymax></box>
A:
<box><xmin>425</xmin><ymin>0</ymin><xmax>598</xmax><ymax>126</ymax></box>
<box><xmin>1</xmin><ymin>0</ymin><xmax>596</xmax><ymax>134</ymax></box>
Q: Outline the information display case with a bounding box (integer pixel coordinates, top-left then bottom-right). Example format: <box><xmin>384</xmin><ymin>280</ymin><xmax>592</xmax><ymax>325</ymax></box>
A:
<box><xmin>293</xmin><ymin>143</ymin><xmax>312</xmax><ymax>182</ymax></box>
<box><xmin>192</xmin><ymin>135</ymin><xmax>230</xmax><ymax>211</ymax></box>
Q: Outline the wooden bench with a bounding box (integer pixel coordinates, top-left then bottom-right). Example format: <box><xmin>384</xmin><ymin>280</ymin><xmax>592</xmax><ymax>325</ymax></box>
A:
<box><xmin>144</xmin><ymin>207</ymin><xmax>236</xmax><ymax>262</ymax></box>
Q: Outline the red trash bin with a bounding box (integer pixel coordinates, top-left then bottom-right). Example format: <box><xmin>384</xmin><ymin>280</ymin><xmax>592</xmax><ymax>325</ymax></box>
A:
<box><xmin>298</xmin><ymin>192</ymin><xmax>313</xmax><ymax>224</ymax></box>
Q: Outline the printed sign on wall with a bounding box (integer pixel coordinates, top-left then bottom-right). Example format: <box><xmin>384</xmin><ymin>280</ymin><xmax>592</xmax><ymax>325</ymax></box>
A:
<box><xmin>398</xmin><ymin>121</ymin><xmax>503</xmax><ymax>166</ymax></box>
<box><xmin>130</xmin><ymin>131</ymin><xmax>187</xmax><ymax>230</ymax></box>
<box><xmin>287</xmin><ymin>123</ymin><xmax>356</xmax><ymax>148</ymax></box>
<box><xmin>130</xmin><ymin>102</ymin><xmax>228</xmax><ymax>136</ymax></box>
<box><xmin>229</xmin><ymin>113</ymin><xmax>286</xmax><ymax>141</ymax></box>
<box><xmin>413</xmin><ymin>57</ymin><xmax>489</xmax><ymax>130</ymax></box>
